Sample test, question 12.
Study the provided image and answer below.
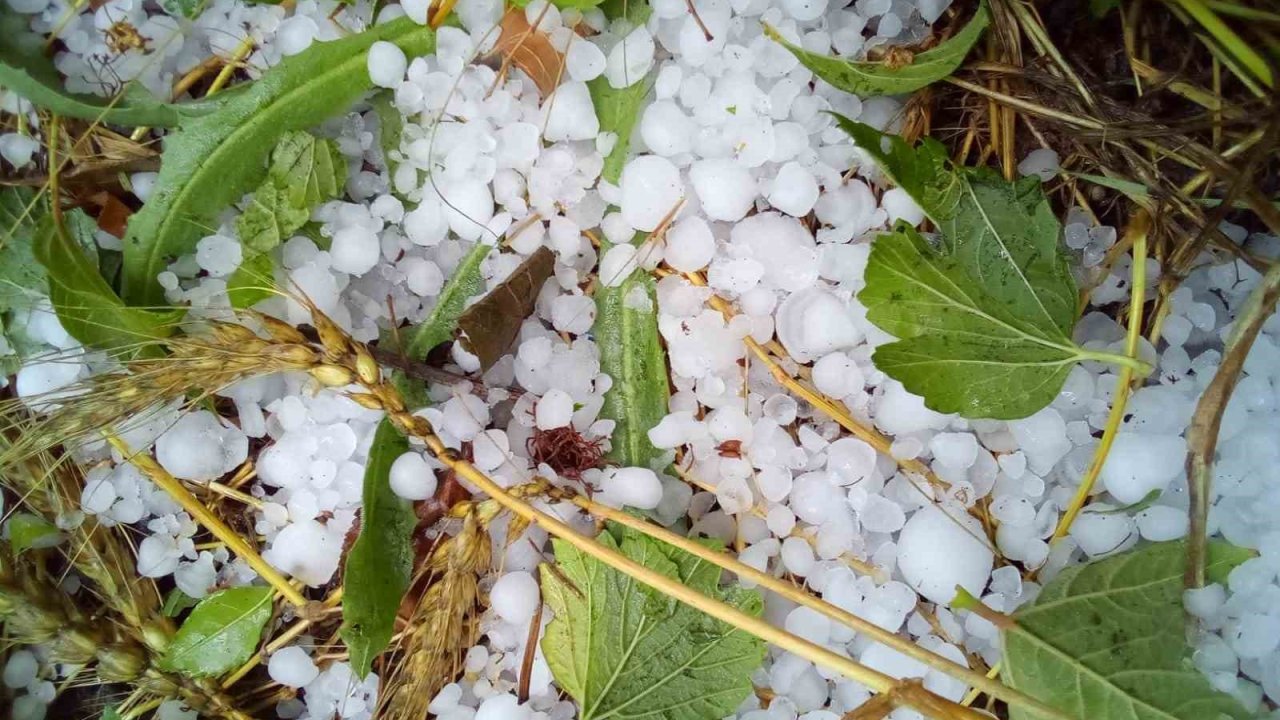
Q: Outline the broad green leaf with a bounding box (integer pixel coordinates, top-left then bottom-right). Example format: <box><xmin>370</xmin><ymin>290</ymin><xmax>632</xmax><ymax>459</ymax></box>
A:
<box><xmin>159</xmin><ymin>585</ymin><xmax>274</xmax><ymax>678</ymax></box>
<box><xmin>595</xmin><ymin>238</ymin><xmax>669</xmax><ymax>468</ymax></box>
<box><xmin>1003</xmin><ymin>540</ymin><xmax>1254</xmax><ymax>720</ymax></box>
<box><xmin>121</xmin><ymin>19</ymin><xmax>435</xmax><ymax>305</ymax></box>
<box><xmin>227</xmin><ymin>251</ymin><xmax>276</xmax><ymax>309</ymax></box>
<box><xmin>589</xmin><ymin>0</ymin><xmax>653</xmax><ymax>184</ymax></box>
<box><xmin>341</xmin><ymin>418</ymin><xmax>415</xmax><ymax>679</ymax></box>
<box><xmin>6</xmin><ymin>512</ymin><xmax>62</xmax><ymax>553</ymax></box>
<box><xmin>0</xmin><ymin>7</ymin><xmax>220</xmax><ymax>127</ymax></box>
<box><xmin>540</xmin><ymin>524</ymin><xmax>765</xmax><ymax>720</ymax></box>
<box><xmin>764</xmin><ymin>1</ymin><xmax>988</xmax><ymax>96</ymax></box>
<box><xmin>1</xmin><ymin>187</ymin><xmax>47</xmax><ymax>313</ymax></box>
<box><xmin>163</xmin><ymin>588</ymin><xmax>201</xmax><ymax>617</ymax></box>
<box><xmin>267</xmin><ymin>131</ymin><xmax>347</xmax><ymax>211</ymax></box>
<box><xmin>841</xmin><ymin>118</ymin><xmax>1094</xmax><ymax>420</ymax></box>
<box><xmin>35</xmin><ymin>215</ymin><xmax>179</xmax><ymax>354</ymax></box>
<box><xmin>402</xmin><ymin>241</ymin><xmax>491</xmax><ymax>359</ymax></box>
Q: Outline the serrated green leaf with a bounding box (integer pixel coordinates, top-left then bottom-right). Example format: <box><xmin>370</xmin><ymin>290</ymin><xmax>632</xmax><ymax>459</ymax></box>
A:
<box><xmin>1003</xmin><ymin>540</ymin><xmax>1255</xmax><ymax>720</ymax></box>
<box><xmin>0</xmin><ymin>7</ymin><xmax>221</xmax><ymax>127</ymax></box>
<box><xmin>402</xmin><ymin>242</ymin><xmax>491</xmax><ymax>359</ymax></box>
<box><xmin>159</xmin><ymin>586</ymin><xmax>274</xmax><ymax>678</ymax></box>
<box><xmin>765</xmin><ymin>1</ymin><xmax>988</xmax><ymax>96</ymax></box>
<box><xmin>589</xmin><ymin>0</ymin><xmax>653</xmax><ymax>185</ymax></box>
<box><xmin>236</xmin><ymin>182</ymin><xmax>307</xmax><ymax>255</ymax></box>
<box><xmin>35</xmin><ymin>215</ymin><xmax>179</xmax><ymax>354</ymax></box>
<box><xmin>121</xmin><ymin>19</ymin><xmax>435</xmax><ymax>305</ymax></box>
<box><xmin>236</xmin><ymin>132</ymin><xmax>344</xmax><ymax>256</ymax></box>
<box><xmin>595</xmin><ymin>238</ymin><xmax>669</xmax><ymax>468</ymax></box>
<box><xmin>840</xmin><ymin>118</ymin><xmax>1091</xmax><ymax>420</ymax></box>
<box><xmin>6</xmin><ymin>512</ymin><xmax>63</xmax><ymax>553</ymax></box>
<box><xmin>540</xmin><ymin>523</ymin><xmax>765</xmax><ymax>720</ymax></box>
<box><xmin>341</xmin><ymin>418</ymin><xmax>415</xmax><ymax>679</ymax></box>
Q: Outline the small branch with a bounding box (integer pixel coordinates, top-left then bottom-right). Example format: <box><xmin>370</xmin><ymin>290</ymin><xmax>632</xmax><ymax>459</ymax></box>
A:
<box><xmin>686</xmin><ymin>0</ymin><xmax>714</xmax><ymax>42</ymax></box>
<box><xmin>517</xmin><ymin>597</ymin><xmax>543</xmax><ymax>702</ymax></box>
<box><xmin>950</xmin><ymin>586</ymin><xmax>1015</xmax><ymax>631</ymax></box>
<box><xmin>1186</xmin><ymin>261</ymin><xmax>1280</xmax><ymax>589</ymax></box>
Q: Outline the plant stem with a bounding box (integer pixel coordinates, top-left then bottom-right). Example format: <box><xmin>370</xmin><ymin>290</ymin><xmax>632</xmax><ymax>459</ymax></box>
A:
<box><xmin>1053</xmin><ymin>212</ymin><xmax>1150</xmax><ymax>542</ymax></box>
<box><xmin>1167</xmin><ymin>0</ymin><xmax>1274</xmax><ymax>88</ymax></box>
<box><xmin>105</xmin><ymin>433</ymin><xmax>307</xmax><ymax>608</ymax></box>
<box><xmin>1186</xmin><ymin>261</ymin><xmax>1280</xmax><ymax>589</ymax></box>
<box><xmin>1074</xmin><ymin>348</ymin><xmax>1151</xmax><ymax>375</ymax></box>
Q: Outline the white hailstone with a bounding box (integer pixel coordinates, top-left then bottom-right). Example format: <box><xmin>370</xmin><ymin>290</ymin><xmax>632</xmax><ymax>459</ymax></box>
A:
<box><xmin>196</xmin><ymin>235</ymin><xmax>242</xmax><ymax>277</ymax></box>
<box><xmin>930</xmin><ymin>433</ymin><xmax>979</xmax><ymax>470</ymax></box>
<box><xmin>1099</xmin><ymin>433</ymin><xmax>1186</xmax><ymax>504</ymax></box>
<box><xmin>401</xmin><ymin>0</ymin><xmax>430</xmax><ymax>23</ymax></box>
<box><xmin>541</xmin><ymin>82</ymin><xmax>600</xmax><ymax>142</ymax></box>
<box><xmin>330</xmin><ymin>226</ymin><xmax>381</xmax><ymax>275</ymax></box>
<box><xmin>1135</xmin><ymin>505</ymin><xmax>1188</xmax><ymax>541</ymax></box>
<box><xmin>536</xmin><ymin>388</ymin><xmax>575</xmax><ymax>430</ymax></box>
<box><xmin>768</xmin><ymin>162</ymin><xmax>820</xmax><ymax>217</ymax></box>
<box><xmin>276</xmin><ymin>16</ymin><xmax>319</xmax><ymax>56</ymax></box>
<box><xmin>897</xmin><ymin>503</ymin><xmax>994</xmax><ymax>605</ymax></box>
<box><xmin>811</xmin><ymin>352</ymin><xmax>862</xmax><ymax>398</ymax></box>
<box><xmin>1229</xmin><ymin>614</ymin><xmax>1280</xmax><ymax>659</ymax></box>
<box><xmin>402</xmin><ymin>256</ymin><xmax>445</xmax><ymax>296</ymax></box>
<box><xmin>156</xmin><ymin>701</ymin><xmax>196</xmax><ymax>720</ymax></box>
<box><xmin>155</xmin><ymin>410</ymin><xmax>248</xmax><ymax>482</ymax></box>
<box><xmin>473</xmin><ymin>430</ymin><xmax>511</xmax><ymax>472</ymax></box>
<box><xmin>775</xmin><ymin>288</ymin><xmax>862</xmax><ymax>363</ymax></box>
<box><xmin>15</xmin><ymin>358</ymin><xmax>82</xmax><ymax>399</ymax></box>
<box><xmin>441</xmin><ymin>394</ymin><xmax>491</xmax><ymax>441</ymax></box>
<box><xmin>390</xmin><ymin>451</ymin><xmax>437</xmax><ymax>500</ymax></box>
<box><xmin>605</xmin><ymin>26</ymin><xmax>655</xmax><ymax>88</ymax></box>
<box><xmin>859</xmin><ymin>495</ymin><xmax>906</xmax><ymax>533</ymax></box>
<box><xmin>689</xmin><ymin>158</ymin><xmax>756</xmax><ymax>222</ymax></box>
<box><xmin>491</xmin><ymin>572</ymin><xmax>541</xmax><ymax>624</ymax></box>
<box><xmin>1017</xmin><ymin>148</ymin><xmax>1060</xmax><ymax>181</ymax></box>
<box><xmin>137</xmin><ymin>535</ymin><xmax>182</xmax><ymax>578</ymax></box>
<box><xmin>732</xmin><ymin>212</ymin><xmax>819</xmax><ymax>292</ymax></box>
<box><xmin>1184</xmin><ymin>584</ymin><xmax>1226</xmax><ymax>619</ymax></box>
<box><xmin>11</xmin><ymin>695</ymin><xmax>45</xmax><ymax>720</ymax></box>
<box><xmin>708</xmin><ymin>406</ymin><xmax>752</xmax><ymax>442</ymax></box>
<box><xmin>1069</xmin><ymin>510</ymin><xmax>1134</xmax><ymax>557</ymax></box>
<box><xmin>404</xmin><ymin>198</ymin><xmax>448</xmax><ymax>247</ymax></box>
<box><xmin>81</xmin><ymin>474</ymin><xmax>117</xmax><ymax>514</ymax></box>
<box><xmin>367</xmin><ymin>41</ymin><xmax>408</xmax><ymax>89</ymax></box>
<box><xmin>757</xmin><ymin>465</ymin><xmax>793</xmax><ymax>502</ymax></box>
<box><xmin>439</xmin><ymin>179</ymin><xmax>495</xmax><ymax>242</ymax></box>
<box><xmin>269</xmin><ymin>646</ymin><xmax>319</xmax><ymax>688</ymax></box>
<box><xmin>781</xmin><ymin>536</ymin><xmax>816</xmax><ymax>576</ymax></box>
<box><xmin>496</xmin><ymin>123</ymin><xmax>541</xmax><ymax>170</ymax></box>
<box><xmin>664</xmin><ymin>216</ymin><xmax>715</xmax><ymax>272</ymax></box>
<box><xmin>264</xmin><ymin>519</ymin><xmax>344</xmax><ymax>586</ymax></box>
<box><xmin>640</xmin><ymin>101</ymin><xmax>695</xmax><ymax>158</ymax></box>
<box><xmin>785</xmin><ymin>607</ymin><xmax>831</xmax><ymax>645</ymax></box>
<box><xmin>477</xmin><ymin>694</ymin><xmax>531</xmax><ymax>720</ymax></box>
<box><xmin>3</xmin><ymin>650</ymin><xmax>38</xmax><ymax>689</ymax></box>
<box><xmin>550</xmin><ymin>294</ymin><xmax>596</xmax><ymax>334</ymax></box>
<box><xmin>881</xmin><ymin>187</ymin><xmax>925</xmax><ymax>227</ymax></box>
<box><xmin>174</xmin><ymin>554</ymin><xmax>217</xmax><ymax>598</ymax></box>
<box><xmin>0</xmin><ymin>133</ymin><xmax>38</xmax><ymax>168</ymax></box>
<box><xmin>782</xmin><ymin>0</ymin><xmax>827</xmax><ymax>20</ymax></box>
<box><xmin>620</xmin><ymin>156</ymin><xmax>684</xmax><ymax>232</ymax></box>
<box><xmin>565</xmin><ymin>39</ymin><xmax>606</xmax><ymax>82</ymax></box>
<box><xmin>599</xmin><ymin>243</ymin><xmax>640</xmax><ymax>287</ymax></box>
<box><xmin>601</xmin><ymin>467</ymin><xmax>663</xmax><ymax>509</ymax></box>
<box><xmin>789</xmin><ymin>473</ymin><xmax>843</xmax><ymax>524</ymax></box>
<box><xmin>826</xmin><ymin>438</ymin><xmax>876</xmax><ymax>486</ymax></box>
<box><xmin>1007</xmin><ymin>408</ymin><xmax>1071</xmax><ymax>476</ymax></box>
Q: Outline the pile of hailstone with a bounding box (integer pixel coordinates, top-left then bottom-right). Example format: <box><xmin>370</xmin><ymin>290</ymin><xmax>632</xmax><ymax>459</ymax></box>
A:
<box><xmin>4</xmin><ymin>0</ymin><xmax>1280</xmax><ymax>715</ymax></box>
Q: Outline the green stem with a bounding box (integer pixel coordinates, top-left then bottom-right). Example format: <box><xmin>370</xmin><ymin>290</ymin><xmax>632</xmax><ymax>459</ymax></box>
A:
<box><xmin>1168</xmin><ymin>0</ymin><xmax>1274</xmax><ymax>88</ymax></box>
<box><xmin>1076</xmin><ymin>348</ymin><xmax>1152</xmax><ymax>375</ymax></box>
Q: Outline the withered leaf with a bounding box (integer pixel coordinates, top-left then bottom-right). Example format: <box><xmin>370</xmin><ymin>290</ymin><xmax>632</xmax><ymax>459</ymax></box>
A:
<box><xmin>493</xmin><ymin>8</ymin><xmax>566</xmax><ymax>98</ymax></box>
<box><xmin>456</xmin><ymin>246</ymin><xmax>555</xmax><ymax>372</ymax></box>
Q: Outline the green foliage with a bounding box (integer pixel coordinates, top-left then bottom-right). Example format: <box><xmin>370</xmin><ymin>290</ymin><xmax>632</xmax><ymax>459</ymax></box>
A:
<box><xmin>226</xmin><ymin>251</ymin><xmax>276</xmax><ymax>309</ymax></box>
<box><xmin>595</xmin><ymin>238</ymin><xmax>669</xmax><ymax>468</ymax></box>
<box><xmin>765</xmin><ymin>1</ymin><xmax>988</xmax><ymax>96</ymax></box>
<box><xmin>120</xmin><ymin>19</ymin><xmax>435</xmax><ymax>306</ymax></box>
<box><xmin>35</xmin><ymin>213</ymin><xmax>179</xmax><ymax>354</ymax></box>
<box><xmin>1</xmin><ymin>188</ymin><xmax>51</xmax><ymax>373</ymax></box>
<box><xmin>158</xmin><ymin>0</ymin><xmax>203</xmax><ymax>17</ymax></box>
<box><xmin>0</xmin><ymin>7</ymin><xmax>221</xmax><ymax>127</ymax></box>
<box><xmin>159</xmin><ymin>586</ymin><xmax>275</xmax><ymax>678</ymax></box>
<box><xmin>163</xmin><ymin>588</ymin><xmax>201</xmax><ymax>617</ymax></box>
<box><xmin>5</xmin><ymin>513</ymin><xmax>62</xmax><ymax>553</ymax></box>
<box><xmin>839</xmin><ymin>118</ymin><xmax>1106</xmax><ymax>420</ymax></box>
<box><xmin>540</xmin><ymin>524</ymin><xmax>765</xmax><ymax>720</ymax></box>
<box><xmin>402</xmin><ymin>242</ymin><xmax>491</xmax><ymax>359</ymax></box>
<box><xmin>341</xmin><ymin>419</ymin><xmax>415</xmax><ymax>679</ymax></box>
<box><xmin>1003</xmin><ymin>540</ymin><xmax>1255</xmax><ymax>720</ymax></box>
<box><xmin>589</xmin><ymin>0</ymin><xmax>653</xmax><ymax>184</ymax></box>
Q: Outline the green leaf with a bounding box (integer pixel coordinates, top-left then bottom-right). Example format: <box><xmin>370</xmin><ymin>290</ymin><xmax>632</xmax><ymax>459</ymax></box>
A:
<box><xmin>588</xmin><ymin>0</ymin><xmax>653</xmax><ymax>185</ymax></box>
<box><xmin>35</xmin><ymin>215</ymin><xmax>179</xmax><ymax>354</ymax></box>
<box><xmin>540</xmin><ymin>523</ymin><xmax>765</xmax><ymax>720</ymax></box>
<box><xmin>159</xmin><ymin>585</ymin><xmax>275</xmax><ymax>678</ymax></box>
<box><xmin>1</xmin><ymin>187</ymin><xmax>48</xmax><ymax>313</ymax></box>
<box><xmin>158</xmin><ymin>0</ymin><xmax>203</xmax><ymax>17</ymax></box>
<box><xmin>1089</xmin><ymin>0</ymin><xmax>1120</xmax><ymax>18</ymax></box>
<box><xmin>101</xmin><ymin>707</ymin><xmax>123</xmax><ymax>720</ymax></box>
<box><xmin>402</xmin><ymin>241</ymin><xmax>491</xmax><ymax>359</ymax></box>
<box><xmin>371</xmin><ymin>91</ymin><xmax>404</xmax><ymax>176</ymax></box>
<box><xmin>6</xmin><ymin>512</ymin><xmax>63</xmax><ymax>553</ymax></box>
<box><xmin>595</xmin><ymin>239</ymin><xmax>669</xmax><ymax>468</ymax></box>
<box><xmin>227</xmin><ymin>251</ymin><xmax>276</xmax><ymax>309</ymax></box>
<box><xmin>764</xmin><ymin>1</ymin><xmax>988</xmax><ymax>96</ymax></box>
<box><xmin>121</xmin><ymin>19</ymin><xmax>435</xmax><ymax>306</ymax></box>
<box><xmin>0</xmin><ymin>7</ymin><xmax>219</xmax><ymax>127</ymax></box>
<box><xmin>163</xmin><ymin>588</ymin><xmax>201</xmax><ymax>618</ymax></box>
<box><xmin>1003</xmin><ymin>540</ymin><xmax>1255</xmax><ymax>720</ymax></box>
<box><xmin>841</xmin><ymin>118</ymin><xmax>1095</xmax><ymax>420</ymax></box>
<box><xmin>235</xmin><ymin>132</ymin><xmax>345</xmax><ymax>259</ymax></box>
<box><xmin>341</xmin><ymin>418</ymin><xmax>415</xmax><ymax>679</ymax></box>
<box><xmin>236</xmin><ymin>179</ymin><xmax>311</xmax><ymax>255</ymax></box>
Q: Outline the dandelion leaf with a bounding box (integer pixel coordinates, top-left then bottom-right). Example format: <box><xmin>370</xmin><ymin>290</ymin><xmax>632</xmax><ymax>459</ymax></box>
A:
<box><xmin>1003</xmin><ymin>540</ymin><xmax>1255</xmax><ymax>720</ymax></box>
<box><xmin>159</xmin><ymin>586</ymin><xmax>274</xmax><ymax>678</ymax></box>
<box><xmin>588</xmin><ymin>0</ymin><xmax>653</xmax><ymax>184</ymax></box>
<box><xmin>540</xmin><ymin>523</ymin><xmax>765</xmax><ymax>720</ymax></box>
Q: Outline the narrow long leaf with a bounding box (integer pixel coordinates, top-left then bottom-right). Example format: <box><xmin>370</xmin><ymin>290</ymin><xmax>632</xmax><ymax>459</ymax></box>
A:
<box><xmin>588</xmin><ymin>0</ymin><xmax>653</xmax><ymax>184</ymax></box>
<box><xmin>402</xmin><ymin>241</ymin><xmax>491</xmax><ymax>359</ymax></box>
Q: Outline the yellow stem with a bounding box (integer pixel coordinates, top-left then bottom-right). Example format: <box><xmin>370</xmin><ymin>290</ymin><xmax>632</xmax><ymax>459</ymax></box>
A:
<box><xmin>428</xmin><ymin>0</ymin><xmax>459</xmax><ymax>28</ymax></box>
<box><xmin>105</xmin><ymin>433</ymin><xmax>307</xmax><ymax>607</ymax></box>
<box><xmin>1052</xmin><ymin>212</ymin><xmax>1150</xmax><ymax>542</ymax></box>
<box><xmin>198</xmin><ymin>480</ymin><xmax>263</xmax><ymax>508</ymax></box>
<box><xmin>960</xmin><ymin>662</ymin><xmax>1001</xmax><ymax>707</ymax></box>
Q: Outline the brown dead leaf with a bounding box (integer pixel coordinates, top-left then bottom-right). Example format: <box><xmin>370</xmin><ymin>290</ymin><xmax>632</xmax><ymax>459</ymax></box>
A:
<box><xmin>493</xmin><ymin>8</ymin><xmax>567</xmax><ymax>98</ymax></box>
<box><xmin>84</xmin><ymin>191</ymin><xmax>133</xmax><ymax>238</ymax></box>
<box><xmin>456</xmin><ymin>246</ymin><xmax>555</xmax><ymax>372</ymax></box>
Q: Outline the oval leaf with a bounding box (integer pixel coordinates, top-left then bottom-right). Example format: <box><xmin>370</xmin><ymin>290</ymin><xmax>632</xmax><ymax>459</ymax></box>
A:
<box><xmin>121</xmin><ymin>19</ymin><xmax>435</xmax><ymax>305</ymax></box>
<box><xmin>764</xmin><ymin>0</ymin><xmax>988</xmax><ymax>96</ymax></box>
<box><xmin>341</xmin><ymin>418</ymin><xmax>415</xmax><ymax>679</ymax></box>
<box><xmin>1003</xmin><ymin>540</ymin><xmax>1255</xmax><ymax>720</ymax></box>
<box><xmin>6</xmin><ymin>512</ymin><xmax>63</xmax><ymax>553</ymax></box>
<box><xmin>159</xmin><ymin>585</ymin><xmax>275</xmax><ymax>678</ymax></box>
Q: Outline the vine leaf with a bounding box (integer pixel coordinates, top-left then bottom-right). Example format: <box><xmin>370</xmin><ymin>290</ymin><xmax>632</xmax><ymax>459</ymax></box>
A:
<box><xmin>457</xmin><ymin>246</ymin><xmax>555</xmax><ymax>372</ymax></box>
<box><xmin>1002</xmin><ymin>540</ymin><xmax>1255</xmax><ymax>720</ymax></box>
<box><xmin>121</xmin><ymin>19</ymin><xmax>435</xmax><ymax>306</ymax></box>
<box><xmin>341</xmin><ymin>418</ymin><xmax>415</xmax><ymax>679</ymax></box>
<box><xmin>540</xmin><ymin>523</ymin><xmax>766</xmax><ymax>720</ymax></box>
<box><xmin>840</xmin><ymin>117</ymin><xmax>1108</xmax><ymax>420</ymax></box>
<box><xmin>588</xmin><ymin>0</ymin><xmax>653</xmax><ymax>184</ymax></box>
<box><xmin>402</xmin><ymin>242</ymin><xmax>491</xmax><ymax>360</ymax></box>
<box><xmin>764</xmin><ymin>0</ymin><xmax>988</xmax><ymax>96</ymax></box>
<box><xmin>158</xmin><ymin>586</ymin><xmax>275</xmax><ymax>678</ymax></box>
